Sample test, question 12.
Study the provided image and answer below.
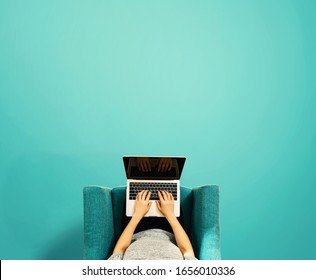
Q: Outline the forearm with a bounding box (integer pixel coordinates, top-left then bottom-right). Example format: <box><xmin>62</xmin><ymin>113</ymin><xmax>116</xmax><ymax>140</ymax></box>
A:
<box><xmin>113</xmin><ymin>216</ymin><xmax>141</xmax><ymax>254</ymax></box>
<box><xmin>166</xmin><ymin>214</ymin><xmax>195</xmax><ymax>257</ymax></box>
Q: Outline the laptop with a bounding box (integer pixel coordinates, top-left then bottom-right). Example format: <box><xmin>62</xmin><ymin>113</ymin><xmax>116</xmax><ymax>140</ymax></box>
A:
<box><xmin>123</xmin><ymin>156</ymin><xmax>186</xmax><ymax>217</ymax></box>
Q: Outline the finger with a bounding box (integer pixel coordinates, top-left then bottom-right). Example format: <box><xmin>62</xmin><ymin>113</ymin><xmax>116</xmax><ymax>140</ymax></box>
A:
<box><xmin>138</xmin><ymin>190</ymin><xmax>144</xmax><ymax>200</ymax></box>
<box><xmin>166</xmin><ymin>191</ymin><xmax>172</xmax><ymax>200</ymax></box>
<box><xmin>156</xmin><ymin>200</ymin><xmax>161</xmax><ymax>211</ymax></box>
<box><xmin>136</xmin><ymin>191</ymin><xmax>141</xmax><ymax>200</ymax></box>
<box><xmin>142</xmin><ymin>190</ymin><xmax>149</xmax><ymax>200</ymax></box>
<box><xmin>169</xmin><ymin>192</ymin><xmax>174</xmax><ymax>200</ymax></box>
<box><xmin>138</xmin><ymin>191</ymin><xmax>144</xmax><ymax>201</ymax></box>
<box><xmin>147</xmin><ymin>201</ymin><xmax>152</xmax><ymax>210</ymax></box>
<box><xmin>145</xmin><ymin>191</ymin><xmax>151</xmax><ymax>201</ymax></box>
<box><xmin>158</xmin><ymin>191</ymin><xmax>164</xmax><ymax>201</ymax></box>
<box><xmin>165</xmin><ymin>191</ymin><xmax>170</xmax><ymax>200</ymax></box>
<box><xmin>162</xmin><ymin>190</ymin><xmax>168</xmax><ymax>200</ymax></box>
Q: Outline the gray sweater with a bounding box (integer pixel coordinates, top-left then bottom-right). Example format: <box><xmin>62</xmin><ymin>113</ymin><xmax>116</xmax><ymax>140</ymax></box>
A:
<box><xmin>108</xmin><ymin>229</ymin><xmax>197</xmax><ymax>260</ymax></box>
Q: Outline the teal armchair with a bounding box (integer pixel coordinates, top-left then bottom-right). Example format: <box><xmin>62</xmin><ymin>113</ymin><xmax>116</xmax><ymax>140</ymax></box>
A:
<box><xmin>83</xmin><ymin>185</ymin><xmax>221</xmax><ymax>260</ymax></box>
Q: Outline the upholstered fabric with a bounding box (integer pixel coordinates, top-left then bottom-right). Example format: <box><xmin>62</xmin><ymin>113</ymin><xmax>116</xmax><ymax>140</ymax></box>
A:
<box><xmin>192</xmin><ymin>186</ymin><xmax>221</xmax><ymax>260</ymax></box>
<box><xmin>83</xmin><ymin>185</ymin><xmax>220</xmax><ymax>260</ymax></box>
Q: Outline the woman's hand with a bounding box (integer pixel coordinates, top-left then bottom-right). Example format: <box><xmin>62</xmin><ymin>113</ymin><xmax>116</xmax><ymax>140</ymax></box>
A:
<box><xmin>156</xmin><ymin>191</ymin><xmax>175</xmax><ymax>218</ymax></box>
<box><xmin>156</xmin><ymin>190</ymin><xmax>195</xmax><ymax>257</ymax></box>
<box><xmin>113</xmin><ymin>190</ymin><xmax>151</xmax><ymax>254</ymax></box>
<box><xmin>133</xmin><ymin>190</ymin><xmax>152</xmax><ymax>219</ymax></box>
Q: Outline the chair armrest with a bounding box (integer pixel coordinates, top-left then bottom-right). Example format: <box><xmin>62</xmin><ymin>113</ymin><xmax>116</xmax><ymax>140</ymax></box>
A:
<box><xmin>191</xmin><ymin>185</ymin><xmax>221</xmax><ymax>260</ymax></box>
<box><xmin>83</xmin><ymin>186</ymin><xmax>115</xmax><ymax>259</ymax></box>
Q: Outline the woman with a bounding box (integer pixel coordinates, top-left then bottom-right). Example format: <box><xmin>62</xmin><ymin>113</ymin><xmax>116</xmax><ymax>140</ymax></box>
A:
<box><xmin>108</xmin><ymin>190</ymin><xmax>197</xmax><ymax>260</ymax></box>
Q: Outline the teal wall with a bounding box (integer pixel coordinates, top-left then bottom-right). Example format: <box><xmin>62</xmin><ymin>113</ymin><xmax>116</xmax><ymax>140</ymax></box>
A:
<box><xmin>1</xmin><ymin>0</ymin><xmax>315</xmax><ymax>259</ymax></box>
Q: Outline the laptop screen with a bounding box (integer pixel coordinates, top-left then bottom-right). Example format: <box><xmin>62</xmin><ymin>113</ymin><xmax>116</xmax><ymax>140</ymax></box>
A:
<box><xmin>123</xmin><ymin>156</ymin><xmax>186</xmax><ymax>180</ymax></box>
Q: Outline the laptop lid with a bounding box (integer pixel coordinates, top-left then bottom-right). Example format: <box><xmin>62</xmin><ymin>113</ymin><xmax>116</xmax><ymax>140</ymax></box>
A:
<box><xmin>123</xmin><ymin>156</ymin><xmax>186</xmax><ymax>180</ymax></box>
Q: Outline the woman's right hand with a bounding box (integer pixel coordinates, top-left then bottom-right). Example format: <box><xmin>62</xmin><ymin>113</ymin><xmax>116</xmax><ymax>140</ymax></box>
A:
<box><xmin>133</xmin><ymin>190</ymin><xmax>152</xmax><ymax>219</ymax></box>
<box><xmin>156</xmin><ymin>191</ymin><xmax>175</xmax><ymax>218</ymax></box>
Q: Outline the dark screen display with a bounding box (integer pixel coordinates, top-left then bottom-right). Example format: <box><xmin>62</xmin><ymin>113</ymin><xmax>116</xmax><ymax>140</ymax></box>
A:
<box><xmin>123</xmin><ymin>156</ymin><xmax>186</xmax><ymax>180</ymax></box>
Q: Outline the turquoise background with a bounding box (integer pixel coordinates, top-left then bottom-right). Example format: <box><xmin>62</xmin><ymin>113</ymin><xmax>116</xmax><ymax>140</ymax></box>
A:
<box><xmin>0</xmin><ymin>0</ymin><xmax>315</xmax><ymax>259</ymax></box>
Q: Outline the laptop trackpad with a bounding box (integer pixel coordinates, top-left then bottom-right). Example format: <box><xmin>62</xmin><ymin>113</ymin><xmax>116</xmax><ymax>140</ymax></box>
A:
<box><xmin>145</xmin><ymin>202</ymin><xmax>164</xmax><ymax>217</ymax></box>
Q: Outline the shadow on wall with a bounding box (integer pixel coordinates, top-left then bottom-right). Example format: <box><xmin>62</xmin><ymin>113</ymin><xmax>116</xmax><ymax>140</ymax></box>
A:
<box><xmin>0</xmin><ymin>151</ymin><xmax>90</xmax><ymax>259</ymax></box>
<box><xmin>0</xmin><ymin>111</ymin><xmax>108</xmax><ymax>259</ymax></box>
<box><xmin>41</xmin><ymin>223</ymin><xmax>84</xmax><ymax>260</ymax></box>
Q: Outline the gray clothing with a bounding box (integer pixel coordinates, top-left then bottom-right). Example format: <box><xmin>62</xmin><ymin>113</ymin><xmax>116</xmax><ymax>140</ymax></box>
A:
<box><xmin>108</xmin><ymin>229</ymin><xmax>197</xmax><ymax>260</ymax></box>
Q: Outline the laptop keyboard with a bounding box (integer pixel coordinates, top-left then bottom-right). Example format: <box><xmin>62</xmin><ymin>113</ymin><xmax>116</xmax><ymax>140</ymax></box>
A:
<box><xmin>129</xmin><ymin>182</ymin><xmax>178</xmax><ymax>200</ymax></box>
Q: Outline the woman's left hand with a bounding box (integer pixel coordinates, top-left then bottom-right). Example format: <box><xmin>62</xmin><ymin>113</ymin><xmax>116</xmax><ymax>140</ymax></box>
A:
<box><xmin>133</xmin><ymin>190</ymin><xmax>152</xmax><ymax>219</ymax></box>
